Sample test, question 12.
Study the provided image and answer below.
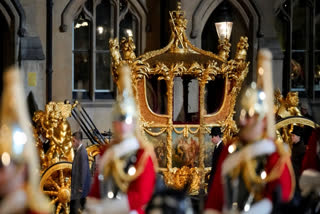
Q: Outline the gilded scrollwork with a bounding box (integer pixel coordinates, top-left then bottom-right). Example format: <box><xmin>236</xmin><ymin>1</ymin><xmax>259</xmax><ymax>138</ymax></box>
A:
<box><xmin>143</xmin><ymin>127</ymin><xmax>167</xmax><ymax>137</ymax></box>
<box><xmin>163</xmin><ymin>166</ymin><xmax>201</xmax><ymax>194</ymax></box>
<box><xmin>172</xmin><ymin>126</ymin><xmax>200</xmax><ymax>138</ymax></box>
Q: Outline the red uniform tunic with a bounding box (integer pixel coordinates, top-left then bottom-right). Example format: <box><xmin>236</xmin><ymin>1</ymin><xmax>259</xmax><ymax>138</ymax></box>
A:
<box><xmin>205</xmin><ymin>141</ymin><xmax>294</xmax><ymax>212</ymax></box>
<box><xmin>302</xmin><ymin>130</ymin><xmax>320</xmax><ymax>172</ymax></box>
<box><xmin>89</xmin><ymin>146</ymin><xmax>156</xmax><ymax>214</ymax></box>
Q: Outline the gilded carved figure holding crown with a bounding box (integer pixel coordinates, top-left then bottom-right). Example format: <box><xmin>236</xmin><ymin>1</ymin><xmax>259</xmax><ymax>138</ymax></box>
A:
<box><xmin>169</xmin><ymin>2</ymin><xmax>188</xmax><ymax>51</ymax></box>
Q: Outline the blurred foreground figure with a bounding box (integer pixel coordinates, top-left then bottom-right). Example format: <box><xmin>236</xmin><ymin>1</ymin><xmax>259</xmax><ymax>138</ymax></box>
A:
<box><xmin>146</xmin><ymin>189</ymin><xmax>194</xmax><ymax>214</ymax></box>
<box><xmin>205</xmin><ymin>50</ymin><xmax>294</xmax><ymax>214</ymax></box>
<box><xmin>299</xmin><ymin>128</ymin><xmax>320</xmax><ymax>213</ymax></box>
<box><xmin>85</xmin><ymin>64</ymin><xmax>157</xmax><ymax>214</ymax></box>
<box><xmin>0</xmin><ymin>68</ymin><xmax>51</xmax><ymax>214</ymax></box>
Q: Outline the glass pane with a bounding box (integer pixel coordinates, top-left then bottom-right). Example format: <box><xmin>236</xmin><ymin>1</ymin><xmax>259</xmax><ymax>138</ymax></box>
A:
<box><xmin>96</xmin><ymin>52</ymin><xmax>111</xmax><ymax>90</ymax></box>
<box><xmin>146</xmin><ymin>76</ymin><xmax>168</xmax><ymax>115</ymax></box>
<box><xmin>205</xmin><ymin>76</ymin><xmax>225</xmax><ymax>114</ymax></box>
<box><xmin>292</xmin><ymin>5</ymin><xmax>307</xmax><ymax>50</ymax></box>
<box><xmin>73</xmin><ymin>52</ymin><xmax>90</xmax><ymax>90</ymax></box>
<box><xmin>173</xmin><ymin>76</ymin><xmax>199</xmax><ymax>124</ymax></box>
<box><xmin>72</xmin><ymin>91</ymin><xmax>90</xmax><ymax>100</ymax></box>
<box><xmin>275</xmin><ymin>13</ymin><xmax>289</xmax><ymax>51</ymax></box>
<box><xmin>316</xmin><ymin>1</ymin><xmax>320</xmax><ymax>49</ymax></box>
<box><xmin>96</xmin><ymin>1</ymin><xmax>114</xmax><ymax>50</ymax></box>
<box><xmin>291</xmin><ymin>52</ymin><xmax>306</xmax><ymax>89</ymax></box>
<box><xmin>120</xmin><ymin>12</ymin><xmax>138</xmax><ymax>40</ymax></box>
<box><xmin>74</xmin><ymin>17</ymin><xmax>90</xmax><ymax>50</ymax></box>
<box><xmin>95</xmin><ymin>92</ymin><xmax>115</xmax><ymax>99</ymax></box>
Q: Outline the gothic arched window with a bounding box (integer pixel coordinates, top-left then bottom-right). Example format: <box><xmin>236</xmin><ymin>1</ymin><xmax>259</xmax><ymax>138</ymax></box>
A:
<box><xmin>72</xmin><ymin>0</ymin><xmax>141</xmax><ymax>100</ymax></box>
<box><xmin>276</xmin><ymin>0</ymin><xmax>320</xmax><ymax>100</ymax></box>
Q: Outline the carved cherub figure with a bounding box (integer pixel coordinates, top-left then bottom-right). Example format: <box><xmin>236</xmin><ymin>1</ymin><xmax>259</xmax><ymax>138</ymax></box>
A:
<box><xmin>274</xmin><ymin>89</ymin><xmax>302</xmax><ymax>145</ymax></box>
<box><xmin>109</xmin><ymin>38</ymin><xmax>121</xmax><ymax>67</ymax></box>
<box><xmin>120</xmin><ymin>36</ymin><xmax>136</xmax><ymax>61</ymax></box>
<box><xmin>275</xmin><ymin>89</ymin><xmax>301</xmax><ymax>118</ymax></box>
<box><xmin>33</xmin><ymin>102</ymin><xmax>74</xmax><ymax>170</ymax></box>
<box><xmin>235</xmin><ymin>36</ymin><xmax>249</xmax><ymax>62</ymax></box>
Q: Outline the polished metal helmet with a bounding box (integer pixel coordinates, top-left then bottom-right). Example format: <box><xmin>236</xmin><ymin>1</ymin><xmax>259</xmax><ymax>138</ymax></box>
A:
<box><xmin>0</xmin><ymin>68</ymin><xmax>34</xmax><ymax>166</ymax></box>
<box><xmin>239</xmin><ymin>49</ymin><xmax>275</xmax><ymax>139</ymax></box>
<box><xmin>112</xmin><ymin>64</ymin><xmax>137</xmax><ymax>124</ymax></box>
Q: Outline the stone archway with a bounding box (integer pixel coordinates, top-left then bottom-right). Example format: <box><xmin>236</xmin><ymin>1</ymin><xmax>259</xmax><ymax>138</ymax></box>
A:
<box><xmin>0</xmin><ymin>0</ymin><xmax>20</xmax><ymax>95</ymax></box>
<box><xmin>0</xmin><ymin>11</ymin><xmax>14</xmax><ymax>71</ymax></box>
<box><xmin>0</xmin><ymin>13</ymin><xmax>8</xmax><ymax>93</ymax></box>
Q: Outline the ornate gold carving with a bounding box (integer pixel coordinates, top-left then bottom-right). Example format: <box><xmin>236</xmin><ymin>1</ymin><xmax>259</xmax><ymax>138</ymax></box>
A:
<box><xmin>274</xmin><ymin>90</ymin><xmax>302</xmax><ymax>145</ymax></box>
<box><xmin>169</xmin><ymin>2</ymin><xmax>188</xmax><ymax>52</ymax></box>
<box><xmin>173</xmin><ymin>126</ymin><xmax>200</xmax><ymax>138</ymax></box>
<box><xmin>220</xmin><ymin>112</ymin><xmax>239</xmax><ymax>142</ymax></box>
<box><xmin>86</xmin><ymin>144</ymin><xmax>101</xmax><ymax>169</ymax></box>
<box><xmin>163</xmin><ymin>166</ymin><xmax>201</xmax><ymax>194</ymax></box>
<box><xmin>235</xmin><ymin>36</ymin><xmax>249</xmax><ymax>62</ymax></box>
<box><xmin>275</xmin><ymin>116</ymin><xmax>318</xmax><ymax>130</ymax></box>
<box><xmin>218</xmin><ymin>38</ymin><xmax>231</xmax><ymax>60</ymax></box>
<box><xmin>274</xmin><ymin>89</ymin><xmax>301</xmax><ymax>118</ymax></box>
<box><xmin>33</xmin><ymin>102</ymin><xmax>74</xmax><ymax>172</ymax></box>
<box><xmin>109</xmin><ymin>3</ymin><xmax>250</xmax><ymax>193</ymax></box>
<box><xmin>144</xmin><ymin>127</ymin><xmax>167</xmax><ymax>136</ymax></box>
<box><xmin>110</xmin><ymin>38</ymin><xmax>122</xmax><ymax>75</ymax></box>
<box><xmin>120</xmin><ymin>36</ymin><xmax>136</xmax><ymax>61</ymax></box>
<box><xmin>40</xmin><ymin>162</ymin><xmax>72</xmax><ymax>214</ymax></box>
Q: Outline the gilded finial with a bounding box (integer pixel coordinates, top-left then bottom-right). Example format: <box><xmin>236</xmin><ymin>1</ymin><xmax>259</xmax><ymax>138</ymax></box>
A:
<box><xmin>120</xmin><ymin>36</ymin><xmax>136</xmax><ymax>61</ymax></box>
<box><xmin>177</xmin><ymin>2</ymin><xmax>182</xmax><ymax>10</ymax></box>
<box><xmin>217</xmin><ymin>38</ymin><xmax>231</xmax><ymax>60</ymax></box>
<box><xmin>169</xmin><ymin>1</ymin><xmax>188</xmax><ymax>52</ymax></box>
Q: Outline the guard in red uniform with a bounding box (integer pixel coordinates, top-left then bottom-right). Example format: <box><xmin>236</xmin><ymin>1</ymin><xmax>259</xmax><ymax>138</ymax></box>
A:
<box><xmin>298</xmin><ymin>128</ymin><xmax>320</xmax><ymax>213</ymax></box>
<box><xmin>204</xmin><ymin>50</ymin><xmax>295</xmax><ymax>214</ymax></box>
<box><xmin>85</xmin><ymin>64</ymin><xmax>157</xmax><ymax>214</ymax></box>
<box><xmin>0</xmin><ymin>68</ymin><xmax>52</xmax><ymax>214</ymax></box>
